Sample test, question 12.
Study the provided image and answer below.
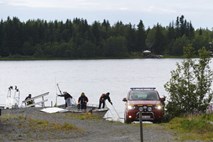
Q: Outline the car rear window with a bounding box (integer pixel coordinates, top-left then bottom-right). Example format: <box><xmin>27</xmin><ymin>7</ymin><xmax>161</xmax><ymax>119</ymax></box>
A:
<box><xmin>129</xmin><ymin>90</ymin><xmax>159</xmax><ymax>101</ymax></box>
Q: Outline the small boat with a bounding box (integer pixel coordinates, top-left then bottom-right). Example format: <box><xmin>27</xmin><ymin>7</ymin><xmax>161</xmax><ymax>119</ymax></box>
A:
<box><xmin>54</xmin><ymin>84</ymin><xmax>109</xmax><ymax>117</ymax></box>
<box><xmin>55</xmin><ymin>104</ymin><xmax>109</xmax><ymax>118</ymax></box>
<box><xmin>69</xmin><ymin>105</ymin><xmax>108</xmax><ymax>117</ymax></box>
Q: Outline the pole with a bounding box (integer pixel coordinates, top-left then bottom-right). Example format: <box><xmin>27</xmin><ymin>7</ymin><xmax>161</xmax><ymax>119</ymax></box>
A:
<box><xmin>55</xmin><ymin>83</ymin><xmax>63</xmax><ymax>106</ymax></box>
<box><xmin>56</xmin><ymin>83</ymin><xmax>63</xmax><ymax>95</ymax></box>
<box><xmin>111</xmin><ymin>104</ymin><xmax>120</xmax><ymax>120</ymax></box>
<box><xmin>139</xmin><ymin>110</ymin><xmax>143</xmax><ymax>142</ymax></box>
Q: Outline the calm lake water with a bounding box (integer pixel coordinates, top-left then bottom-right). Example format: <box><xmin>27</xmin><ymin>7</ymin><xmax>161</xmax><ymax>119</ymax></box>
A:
<box><xmin>0</xmin><ymin>59</ymin><xmax>189</xmax><ymax>118</ymax></box>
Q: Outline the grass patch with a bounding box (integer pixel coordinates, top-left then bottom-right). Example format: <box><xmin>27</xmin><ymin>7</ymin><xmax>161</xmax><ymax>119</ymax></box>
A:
<box><xmin>64</xmin><ymin>112</ymin><xmax>103</xmax><ymax>120</ymax></box>
<box><xmin>1</xmin><ymin>114</ymin><xmax>24</xmax><ymax>121</ymax></box>
<box><xmin>165</xmin><ymin>114</ymin><xmax>213</xmax><ymax>141</ymax></box>
<box><xmin>28</xmin><ymin>117</ymin><xmax>79</xmax><ymax>131</ymax></box>
<box><xmin>0</xmin><ymin>113</ymin><xmax>87</xmax><ymax>141</ymax></box>
<box><xmin>1</xmin><ymin>114</ymin><xmax>79</xmax><ymax>131</ymax></box>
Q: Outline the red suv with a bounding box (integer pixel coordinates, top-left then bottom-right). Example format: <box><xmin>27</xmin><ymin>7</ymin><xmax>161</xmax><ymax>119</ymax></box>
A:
<box><xmin>123</xmin><ymin>87</ymin><xmax>165</xmax><ymax>123</ymax></box>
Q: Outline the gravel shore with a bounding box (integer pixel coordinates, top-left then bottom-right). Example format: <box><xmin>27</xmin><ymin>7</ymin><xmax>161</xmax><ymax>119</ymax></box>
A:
<box><xmin>1</xmin><ymin>107</ymin><xmax>179</xmax><ymax>142</ymax></box>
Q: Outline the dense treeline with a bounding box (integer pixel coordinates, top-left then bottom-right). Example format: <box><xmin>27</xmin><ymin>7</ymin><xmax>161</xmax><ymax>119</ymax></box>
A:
<box><xmin>0</xmin><ymin>15</ymin><xmax>213</xmax><ymax>59</ymax></box>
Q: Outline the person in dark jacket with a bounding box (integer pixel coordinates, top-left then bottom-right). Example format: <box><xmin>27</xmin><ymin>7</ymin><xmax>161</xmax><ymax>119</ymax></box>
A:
<box><xmin>78</xmin><ymin>92</ymin><xmax>88</xmax><ymax>110</ymax></box>
<box><xmin>98</xmin><ymin>92</ymin><xmax>112</xmax><ymax>109</ymax></box>
<box><xmin>25</xmin><ymin>94</ymin><xmax>35</xmax><ymax>107</ymax></box>
<box><xmin>58</xmin><ymin>91</ymin><xmax>73</xmax><ymax>107</ymax></box>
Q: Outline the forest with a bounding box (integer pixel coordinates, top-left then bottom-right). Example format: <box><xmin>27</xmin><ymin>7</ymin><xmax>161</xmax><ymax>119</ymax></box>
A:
<box><xmin>0</xmin><ymin>15</ymin><xmax>213</xmax><ymax>59</ymax></box>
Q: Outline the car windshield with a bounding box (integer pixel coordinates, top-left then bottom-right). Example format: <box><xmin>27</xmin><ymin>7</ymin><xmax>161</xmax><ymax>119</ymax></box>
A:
<box><xmin>129</xmin><ymin>90</ymin><xmax>159</xmax><ymax>101</ymax></box>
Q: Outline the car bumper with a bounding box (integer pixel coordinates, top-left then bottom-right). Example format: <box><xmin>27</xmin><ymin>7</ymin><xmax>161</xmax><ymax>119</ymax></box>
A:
<box><xmin>125</xmin><ymin>109</ymin><xmax>164</xmax><ymax>121</ymax></box>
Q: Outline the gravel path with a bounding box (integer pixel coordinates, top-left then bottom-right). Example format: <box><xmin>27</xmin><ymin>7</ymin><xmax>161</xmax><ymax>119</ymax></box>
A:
<box><xmin>0</xmin><ymin>108</ymin><xmax>180</xmax><ymax>142</ymax></box>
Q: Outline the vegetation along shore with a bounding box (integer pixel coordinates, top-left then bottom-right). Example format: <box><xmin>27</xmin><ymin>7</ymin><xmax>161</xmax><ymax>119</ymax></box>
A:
<box><xmin>0</xmin><ymin>15</ymin><xmax>213</xmax><ymax>60</ymax></box>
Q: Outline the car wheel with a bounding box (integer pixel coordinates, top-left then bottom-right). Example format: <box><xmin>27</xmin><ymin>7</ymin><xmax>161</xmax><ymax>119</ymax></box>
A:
<box><xmin>124</xmin><ymin>117</ymin><xmax>132</xmax><ymax>124</ymax></box>
<box><xmin>153</xmin><ymin>118</ymin><xmax>162</xmax><ymax>123</ymax></box>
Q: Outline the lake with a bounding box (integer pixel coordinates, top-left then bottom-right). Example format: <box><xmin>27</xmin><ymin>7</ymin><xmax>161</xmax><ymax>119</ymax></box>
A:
<box><xmin>0</xmin><ymin>59</ymin><xmax>185</xmax><ymax>118</ymax></box>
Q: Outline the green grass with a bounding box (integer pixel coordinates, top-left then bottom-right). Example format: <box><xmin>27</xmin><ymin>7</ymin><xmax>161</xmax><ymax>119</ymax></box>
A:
<box><xmin>27</xmin><ymin>118</ymin><xmax>78</xmax><ymax>131</ymax></box>
<box><xmin>1</xmin><ymin>114</ymin><xmax>80</xmax><ymax>131</ymax></box>
<box><xmin>64</xmin><ymin>112</ymin><xmax>103</xmax><ymax>120</ymax></box>
<box><xmin>164</xmin><ymin>114</ymin><xmax>213</xmax><ymax>141</ymax></box>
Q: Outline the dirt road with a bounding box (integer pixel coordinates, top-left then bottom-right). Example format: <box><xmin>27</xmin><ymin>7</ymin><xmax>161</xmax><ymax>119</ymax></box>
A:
<box><xmin>0</xmin><ymin>108</ymin><xmax>179</xmax><ymax>142</ymax></box>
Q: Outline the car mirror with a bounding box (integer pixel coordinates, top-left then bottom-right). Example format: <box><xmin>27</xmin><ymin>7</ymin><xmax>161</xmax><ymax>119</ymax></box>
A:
<box><xmin>160</xmin><ymin>96</ymin><xmax>166</xmax><ymax>102</ymax></box>
<box><xmin>122</xmin><ymin>98</ymin><xmax>127</xmax><ymax>102</ymax></box>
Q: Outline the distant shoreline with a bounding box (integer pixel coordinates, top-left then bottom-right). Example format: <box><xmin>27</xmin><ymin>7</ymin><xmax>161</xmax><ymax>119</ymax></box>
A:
<box><xmin>0</xmin><ymin>55</ymin><xmax>183</xmax><ymax>61</ymax></box>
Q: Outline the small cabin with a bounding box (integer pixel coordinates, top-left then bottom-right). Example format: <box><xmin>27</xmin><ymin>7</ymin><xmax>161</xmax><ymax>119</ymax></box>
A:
<box><xmin>143</xmin><ymin>50</ymin><xmax>163</xmax><ymax>58</ymax></box>
<box><xmin>143</xmin><ymin>50</ymin><xmax>151</xmax><ymax>57</ymax></box>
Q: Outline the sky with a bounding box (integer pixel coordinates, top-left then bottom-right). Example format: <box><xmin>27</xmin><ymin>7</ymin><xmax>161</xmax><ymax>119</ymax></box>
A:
<box><xmin>0</xmin><ymin>0</ymin><xmax>213</xmax><ymax>29</ymax></box>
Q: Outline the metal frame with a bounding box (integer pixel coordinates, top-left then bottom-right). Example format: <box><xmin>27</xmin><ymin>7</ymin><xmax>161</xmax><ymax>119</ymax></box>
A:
<box><xmin>130</xmin><ymin>87</ymin><xmax>156</xmax><ymax>90</ymax></box>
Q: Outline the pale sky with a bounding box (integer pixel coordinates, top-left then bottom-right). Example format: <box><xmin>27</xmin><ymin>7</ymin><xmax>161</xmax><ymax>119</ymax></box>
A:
<box><xmin>0</xmin><ymin>0</ymin><xmax>213</xmax><ymax>29</ymax></box>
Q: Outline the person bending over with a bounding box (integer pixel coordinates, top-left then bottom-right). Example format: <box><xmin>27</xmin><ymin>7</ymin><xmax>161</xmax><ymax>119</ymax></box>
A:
<box><xmin>98</xmin><ymin>92</ymin><xmax>112</xmax><ymax>109</ymax></box>
<box><xmin>58</xmin><ymin>91</ymin><xmax>73</xmax><ymax>107</ymax></box>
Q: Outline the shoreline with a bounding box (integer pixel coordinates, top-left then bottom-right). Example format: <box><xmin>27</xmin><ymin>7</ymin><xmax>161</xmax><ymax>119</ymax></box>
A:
<box><xmin>0</xmin><ymin>107</ymin><xmax>179</xmax><ymax>142</ymax></box>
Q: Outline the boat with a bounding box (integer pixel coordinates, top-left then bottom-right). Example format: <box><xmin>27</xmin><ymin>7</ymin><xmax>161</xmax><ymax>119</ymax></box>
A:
<box><xmin>56</xmin><ymin>104</ymin><xmax>109</xmax><ymax>118</ymax></box>
<box><xmin>53</xmin><ymin>83</ymin><xmax>109</xmax><ymax>117</ymax></box>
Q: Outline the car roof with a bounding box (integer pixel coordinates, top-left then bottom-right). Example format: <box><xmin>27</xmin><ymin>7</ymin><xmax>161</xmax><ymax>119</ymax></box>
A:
<box><xmin>130</xmin><ymin>87</ymin><xmax>156</xmax><ymax>90</ymax></box>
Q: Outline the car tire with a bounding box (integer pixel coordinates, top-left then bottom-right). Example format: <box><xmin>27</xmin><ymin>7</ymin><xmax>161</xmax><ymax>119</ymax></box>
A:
<box><xmin>124</xmin><ymin>117</ymin><xmax>132</xmax><ymax>124</ymax></box>
<box><xmin>153</xmin><ymin>118</ymin><xmax>162</xmax><ymax>123</ymax></box>
<box><xmin>124</xmin><ymin>119</ymin><xmax>131</xmax><ymax>124</ymax></box>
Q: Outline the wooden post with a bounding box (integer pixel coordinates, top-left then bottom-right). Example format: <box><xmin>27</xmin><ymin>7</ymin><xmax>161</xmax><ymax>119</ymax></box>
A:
<box><xmin>139</xmin><ymin>108</ymin><xmax>143</xmax><ymax>142</ymax></box>
<box><xmin>42</xmin><ymin>96</ymin><xmax>44</xmax><ymax>107</ymax></box>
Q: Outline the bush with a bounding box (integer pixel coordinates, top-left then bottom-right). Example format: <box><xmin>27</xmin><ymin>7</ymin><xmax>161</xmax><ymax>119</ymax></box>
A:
<box><xmin>164</xmin><ymin>45</ymin><xmax>213</xmax><ymax>118</ymax></box>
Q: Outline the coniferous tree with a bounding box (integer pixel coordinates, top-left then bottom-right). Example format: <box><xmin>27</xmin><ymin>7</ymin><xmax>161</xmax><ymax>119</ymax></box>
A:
<box><xmin>126</xmin><ymin>24</ymin><xmax>137</xmax><ymax>52</ymax></box>
<box><xmin>136</xmin><ymin>20</ymin><xmax>146</xmax><ymax>52</ymax></box>
<box><xmin>0</xmin><ymin>15</ymin><xmax>212</xmax><ymax>58</ymax></box>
